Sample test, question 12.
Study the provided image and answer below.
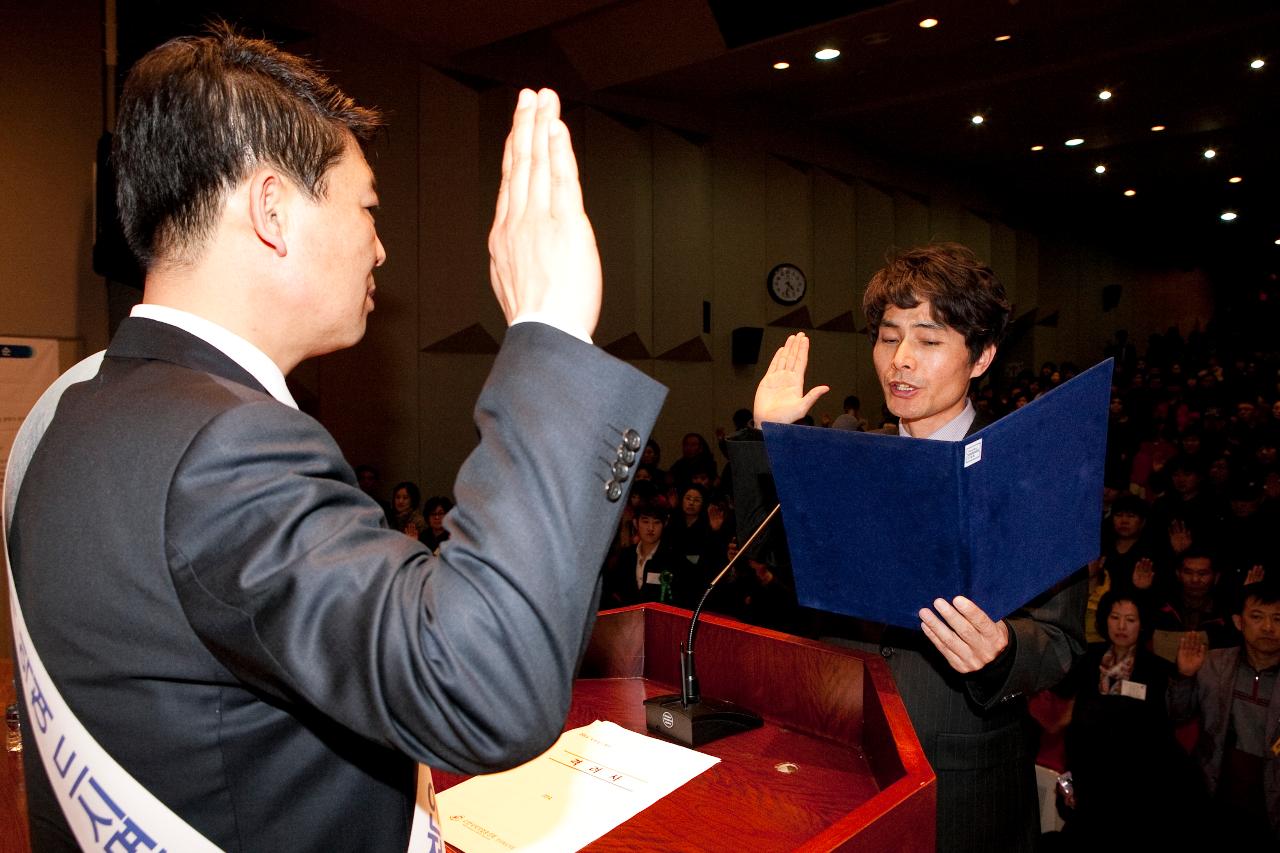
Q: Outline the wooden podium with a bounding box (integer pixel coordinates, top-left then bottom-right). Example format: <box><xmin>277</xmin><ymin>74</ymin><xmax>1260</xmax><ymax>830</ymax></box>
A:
<box><xmin>436</xmin><ymin>605</ymin><xmax>935</xmax><ymax>852</ymax></box>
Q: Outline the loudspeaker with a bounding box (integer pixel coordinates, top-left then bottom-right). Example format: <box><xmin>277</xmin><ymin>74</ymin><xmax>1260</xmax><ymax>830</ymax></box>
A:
<box><xmin>731</xmin><ymin>327</ymin><xmax>764</xmax><ymax>365</ymax></box>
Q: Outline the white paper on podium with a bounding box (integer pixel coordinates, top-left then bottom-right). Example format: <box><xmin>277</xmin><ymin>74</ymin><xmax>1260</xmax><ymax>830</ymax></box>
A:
<box><xmin>437</xmin><ymin>720</ymin><xmax>720</xmax><ymax>852</ymax></box>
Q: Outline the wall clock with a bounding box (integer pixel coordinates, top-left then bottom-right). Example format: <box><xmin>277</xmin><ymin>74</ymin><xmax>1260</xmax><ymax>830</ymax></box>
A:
<box><xmin>767</xmin><ymin>263</ymin><xmax>807</xmax><ymax>306</ymax></box>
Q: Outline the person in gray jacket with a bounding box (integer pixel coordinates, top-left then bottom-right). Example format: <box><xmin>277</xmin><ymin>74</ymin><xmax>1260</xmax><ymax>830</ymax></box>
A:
<box><xmin>1172</xmin><ymin>579</ymin><xmax>1280</xmax><ymax>844</ymax></box>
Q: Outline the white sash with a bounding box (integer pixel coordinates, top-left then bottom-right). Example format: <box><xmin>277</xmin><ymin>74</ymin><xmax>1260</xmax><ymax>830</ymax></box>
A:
<box><xmin>5</xmin><ymin>352</ymin><xmax>442</xmax><ymax>852</ymax></box>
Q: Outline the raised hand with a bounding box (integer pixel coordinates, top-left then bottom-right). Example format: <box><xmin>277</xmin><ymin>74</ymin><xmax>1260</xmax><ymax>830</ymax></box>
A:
<box><xmin>753</xmin><ymin>333</ymin><xmax>830</xmax><ymax>426</ymax></box>
<box><xmin>1132</xmin><ymin>557</ymin><xmax>1155</xmax><ymax>590</ymax></box>
<box><xmin>1168</xmin><ymin>520</ymin><xmax>1192</xmax><ymax>555</ymax></box>
<box><xmin>1176</xmin><ymin>631</ymin><xmax>1207</xmax><ymax>677</ymax></box>
<box><xmin>1246</xmin><ymin>564</ymin><xmax>1266</xmax><ymax>585</ymax></box>
<box><xmin>488</xmin><ymin>88</ymin><xmax>601</xmax><ymax>339</ymax></box>
<box><xmin>919</xmin><ymin>596</ymin><xmax>1010</xmax><ymax>674</ymax></box>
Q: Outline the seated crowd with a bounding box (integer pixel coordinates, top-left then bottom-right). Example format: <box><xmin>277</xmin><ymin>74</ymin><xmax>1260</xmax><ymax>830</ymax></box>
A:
<box><xmin>361</xmin><ymin>323</ymin><xmax>1280</xmax><ymax>845</ymax></box>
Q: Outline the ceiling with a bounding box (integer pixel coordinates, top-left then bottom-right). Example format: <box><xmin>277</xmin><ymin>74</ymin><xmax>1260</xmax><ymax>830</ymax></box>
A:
<box><xmin>123</xmin><ymin>0</ymin><xmax>1280</xmax><ymax>289</ymax></box>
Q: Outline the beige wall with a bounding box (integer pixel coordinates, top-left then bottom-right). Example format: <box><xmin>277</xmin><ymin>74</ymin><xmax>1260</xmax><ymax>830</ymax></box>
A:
<box><xmin>0</xmin><ymin>3</ymin><xmax>1218</xmax><ymax>506</ymax></box>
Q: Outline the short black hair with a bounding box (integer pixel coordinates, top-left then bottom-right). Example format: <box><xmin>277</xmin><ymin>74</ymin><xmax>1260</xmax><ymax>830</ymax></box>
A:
<box><xmin>423</xmin><ymin>495</ymin><xmax>454</xmax><ymax>516</ymax></box>
<box><xmin>1238</xmin><ymin>578</ymin><xmax>1280</xmax><ymax>613</ymax></box>
<box><xmin>843</xmin><ymin>395</ymin><xmax>861</xmax><ymax>411</ymax></box>
<box><xmin>114</xmin><ymin>21</ymin><xmax>382</xmax><ymax>267</ymax></box>
<box><xmin>1111</xmin><ymin>493</ymin><xmax>1148</xmax><ymax>519</ymax></box>
<box><xmin>634</xmin><ymin>500</ymin><xmax>668</xmax><ymax>524</ymax></box>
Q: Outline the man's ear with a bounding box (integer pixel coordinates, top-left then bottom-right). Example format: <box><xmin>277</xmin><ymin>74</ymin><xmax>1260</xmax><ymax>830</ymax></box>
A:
<box><xmin>248</xmin><ymin>170</ymin><xmax>288</xmax><ymax>258</ymax></box>
<box><xmin>1233</xmin><ymin>613</ymin><xmax>1243</xmax><ymax>633</ymax></box>
<box><xmin>969</xmin><ymin>343</ymin><xmax>997</xmax><ymax>379</ymax></box>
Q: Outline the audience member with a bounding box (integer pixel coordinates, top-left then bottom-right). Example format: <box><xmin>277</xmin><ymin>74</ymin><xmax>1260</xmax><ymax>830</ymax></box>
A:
<box><xmin>419</xmin><ymin>495</ymin><xmax>453</xmax><ymax>554</ymax></box>
<box><xmin>1170</xmin><ymin>580</ymin><xmax>1280</xmax><ymax>844</ymax></box>
<box><xmin>831</xmin><ymin>394</ymin><xmax>868</xmax><ymax>431</ymax></box>
<box><xmin>1054</xmin><ymin>592</ymin><xmax>1200</xmax><ymax>847</ymax></box>
<box><xmin>390</xmin><ymin>480</ymin><xmax>426</xmax><ymax>538</ymax></box>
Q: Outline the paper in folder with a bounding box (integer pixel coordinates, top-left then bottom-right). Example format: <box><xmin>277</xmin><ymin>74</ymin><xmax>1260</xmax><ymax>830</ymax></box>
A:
<box><xmin>762</xmin><ymin>358</ymin><xmax>1112</xmax><ymax>629</ymax></box>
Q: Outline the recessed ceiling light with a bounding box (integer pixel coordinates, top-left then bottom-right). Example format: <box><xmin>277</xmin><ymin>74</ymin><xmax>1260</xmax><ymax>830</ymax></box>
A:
<box><xmin>1065</xmin><ymin>138</ymin><xmax>1084</xmax><ymax>147</ymax></box>
<box><xmin>1030</xmin><ymin>144</ymin><xmax>1045</xmax><ymax>152</ymax></box>
<box><xmin>1274</xmin><ymin>238</ymin><xmax>1280</xmax><ymax>245</ymax></box>
<box><xmin>971</xmin><ymin>114</ymin><xmax>985</xmax><ymax>125</ymax></box>
<box><xmin>1098</xmin><ymin>89</ymin><xmax>1113</xmax><ymax>100</ymax></box>
<box><xmin>1151</xmin><ymin>125</ymin><xmax>1166</xmax><ymax>132</ymax></box>
<box><xmin>1229</xmin><ymin>176</ymin><xmax>1243</xmax><ymax>184</ymax></box>
<box><xmin>814</xmin><ymin>48</ymin><xmax>841</xmax><ymax>61</ymax></box>
<box><xmin>773</xmin><ymin>61</ymin><xmax>790</xmax><ymax>70</ymax></box>
<box><xmin>1095</xmin><ymin>165</ymin><xmax>1107</xmax><ymax>174</ymax></box>
<box><xmin>919</xmin><ymin>18</ymin><xmax>939</xmax><ymax>29</ymax></box>
<box><xmin>1251</xmin><ymin>59</ymin><xmax>1266</xmax><ymax>69</ymax></box>
<box><xmin>994</xmin><ymin>34</ymin><xmax>1012</xmax><ymax>42</ymax></box>
<box><xmin>1203</xmin><ymin>148</ymin><xmax>1217</xmax><ymax>159</ymax></box>
<box><xmin>1123</xmin><ymin>189</ymin><xmax>1137</xmax><ymax>197</ymax></box>
<box><xmin>1221</xmin><ymin>211</ymin><xmax>1237</xmax><ymax>221</ymax></box>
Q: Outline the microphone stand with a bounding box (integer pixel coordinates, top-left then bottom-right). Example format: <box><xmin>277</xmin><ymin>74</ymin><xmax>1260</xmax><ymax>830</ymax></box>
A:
<box><xmin>642</xmin><ymin>504</ymin><xmax>780</xmax><ymax>747</ymax></box>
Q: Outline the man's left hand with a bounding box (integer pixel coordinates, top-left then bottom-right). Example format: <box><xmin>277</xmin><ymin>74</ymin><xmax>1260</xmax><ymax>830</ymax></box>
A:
<box><xmin>919</xmin><ymin>596</ymin><xmax>1010</xmax><ymax>673</ymax></box>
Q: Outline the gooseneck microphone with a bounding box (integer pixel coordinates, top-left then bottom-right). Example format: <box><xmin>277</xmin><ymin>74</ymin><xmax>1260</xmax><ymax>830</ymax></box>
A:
<box><xmin>643</xmin><ymin>504</ymin><xmax>781</xmax><ymax>747</ymax></box>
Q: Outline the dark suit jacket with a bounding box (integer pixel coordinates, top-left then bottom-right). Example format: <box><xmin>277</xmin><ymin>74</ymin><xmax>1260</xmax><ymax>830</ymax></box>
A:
<box><xmin>725</xmin><ymin>413</ymin><xmax>1086</xmax><ymax>853</ymax></box>
<box><xmin>10</xmin><ymin>318</ymin><xmax>666</xmax><ymax>851</ymax></box>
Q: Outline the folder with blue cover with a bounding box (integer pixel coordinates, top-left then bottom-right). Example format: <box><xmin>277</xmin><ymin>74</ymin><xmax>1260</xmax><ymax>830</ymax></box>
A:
<box><xmin>762</xmin><ymin>359</ymin><xmax>1112</xmax><ymax>629</ymax></box>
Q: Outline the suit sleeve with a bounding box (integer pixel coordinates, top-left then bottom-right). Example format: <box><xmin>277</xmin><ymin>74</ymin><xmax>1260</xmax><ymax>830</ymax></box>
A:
<box><xmin>966</xmin><ymin>569</ymin><xmax>1088</xmax><ymax>708</ymax></box>
<box><xmin>163</xmin><ymin>323</ymin><xmax>666</xmax><ymax>774</ymax></box>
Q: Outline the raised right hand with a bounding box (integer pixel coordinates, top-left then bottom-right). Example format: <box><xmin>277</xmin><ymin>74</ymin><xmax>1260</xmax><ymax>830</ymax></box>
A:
<box><xmin>753</xmin><ymin>333</ymin><xmax>829</xmax><ymax>426</ymax></box>
<box><xmin>488</xmin><ymin>88</ymin><xmax>601</xmax><ymax>339</ymax></box>
<box><xmin>1176</xmin><ymin>631</ymin><xmax>1207</xmax><ymax>677</ymax></box>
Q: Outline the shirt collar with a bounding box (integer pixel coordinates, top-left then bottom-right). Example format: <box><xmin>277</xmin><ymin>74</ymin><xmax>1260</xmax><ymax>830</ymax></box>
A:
<box><xmin>130</xmin><ymin>304</ymin><xmax>298</xmax><ymax>409</ymax></box>
<box><xmin>897</xmin><ymin>399</ymin><xmax>976</xmax><ymax>442</ymax></box>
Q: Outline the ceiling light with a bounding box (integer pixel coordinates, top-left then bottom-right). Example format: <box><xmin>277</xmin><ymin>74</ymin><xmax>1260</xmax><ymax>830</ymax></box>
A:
<box><xmin>1095</xmin><ymin>165</ymin><xmax>1106</xmax><ymax>174</ymax></box>
<box><xmin>1065</xmin><ymin>138</ymin><xmax>1084</xmax><ymax>147</ymax></box>
<box><xmin>814</xmin><ymin>48</ymin><xmax>841</xmax><ymax>61</ymax></box>
<box><xmin>1098</xmin><ymin>89</ymin><xmax>1112</xmax><ymax>100</ymax></box>
<box><xmin>1251</xmin><ymin>59</ymin><xmax>1265</xmax><ymax>70</ymax></box>
<box><xmin>1275</xmin><ymin>238</ymin><xmax>1280</xmax><ymax>245</ymax></box>
<box><xmin>971</xmin><ymin>114</ymin><xmax>984</xmax><ymax>125</ymax></box>
<box><xmin>994</xmin><ymin>34</ymin><xmax>1012</xmax><ymax>42</ymax></box>
<box><xmin>1123</xmin><ymin>189</ymin><xmax>1137</xmax><ymax>197</ymax></box>
<box><xmin>1151</xmin><ymin>125</ymin><xmax>1166</xmax><ymax>132</ymax></box>
<box><xmin>1203</xmin><ymin>148</ymin><xmax>1216</xmax><ymax>159</ymax></box>
<box><xmin>1221</xmin><ymin>211</ymin><xmax>1237</xmax><ymax>221</ymax></box>
<box><xmin>1030</xmin><ymin>144</ymin><xmax>1044</xmax><ymax>152</ymax></box>
<box><xmin>919</xmin><ymin>18</ymin><xmax>939</xmax><ymax>29</ymax></box>
<box><xmin>773</xmin><ymin>61</ymin><xmax>790</xmax><ymax>70</ymax></box>
<box><xmin>1229</xmin><ymin>176</ymin><xmax>1243</xmax><ymax>184</ymax></box>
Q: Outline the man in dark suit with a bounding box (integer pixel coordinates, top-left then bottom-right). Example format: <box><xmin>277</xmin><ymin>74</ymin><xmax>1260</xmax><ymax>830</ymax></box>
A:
<box><xmin>8</xmin><ymin>26</ymin><xmax>665</xmax><ymax>851</ymax></box>
<box><xmin>728</xmin><ymin>244</ymin><xmax>1085</xmax><ymax>852</ymax></box>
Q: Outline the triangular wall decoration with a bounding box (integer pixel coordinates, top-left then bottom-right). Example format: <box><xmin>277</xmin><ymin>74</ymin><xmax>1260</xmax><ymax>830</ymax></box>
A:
<box><xmin>655</xmin><ymin>336</ymin><xmax>713</xmax><ymax>362</ymax></box>
<box><xmin>767</xmin><ymin>306</ymin><xmax>814</xmax><ymax>329</ymax></box>
<box><xmin>421</xmin><ymin>323</ymin><xmax>501</xmax><ymax>354</ymax></box>
<box><xmin>817</xmin><ymin>311</ymin><xmax>858</xmax><ymax>332</ymax></box>
<box><xmin>603</xmin><ymin>332</ymin><xmax>652</xmax><ymax>360</ymax></box>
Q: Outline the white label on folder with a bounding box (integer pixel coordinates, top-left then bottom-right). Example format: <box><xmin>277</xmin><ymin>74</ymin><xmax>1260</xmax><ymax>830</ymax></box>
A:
<box><xmin>964</xmin><ymin>438</ymin><xmax>983</xmax><ymax>468</ymax></box>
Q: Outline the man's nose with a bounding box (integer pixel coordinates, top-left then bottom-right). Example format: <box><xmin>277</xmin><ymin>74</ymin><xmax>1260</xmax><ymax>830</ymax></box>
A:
<box><xmin>892</xmin><ymin>340</ymin><xmax>915</xmax><ymax>370</ymax></box>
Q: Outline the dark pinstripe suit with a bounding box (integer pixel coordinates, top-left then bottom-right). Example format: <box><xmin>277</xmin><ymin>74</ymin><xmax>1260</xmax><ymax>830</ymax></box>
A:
<box><xmin>726</xmin><ymin>417</ymin><xmax>1087</xmax><ymax>852</ymax></box>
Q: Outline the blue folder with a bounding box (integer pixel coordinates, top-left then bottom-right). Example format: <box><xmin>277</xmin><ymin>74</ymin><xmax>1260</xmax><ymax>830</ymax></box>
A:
<box><xmin>762</xmin><ymin>358</ymin><xmax>1112</xmax><ymax>629</ymax></box>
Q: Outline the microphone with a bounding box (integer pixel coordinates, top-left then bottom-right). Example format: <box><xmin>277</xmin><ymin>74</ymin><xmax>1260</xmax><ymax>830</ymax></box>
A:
<box><xmin>642</xmin><ymin>503</ymin><xmax>780</xmax><ymax>747</ymax></box>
